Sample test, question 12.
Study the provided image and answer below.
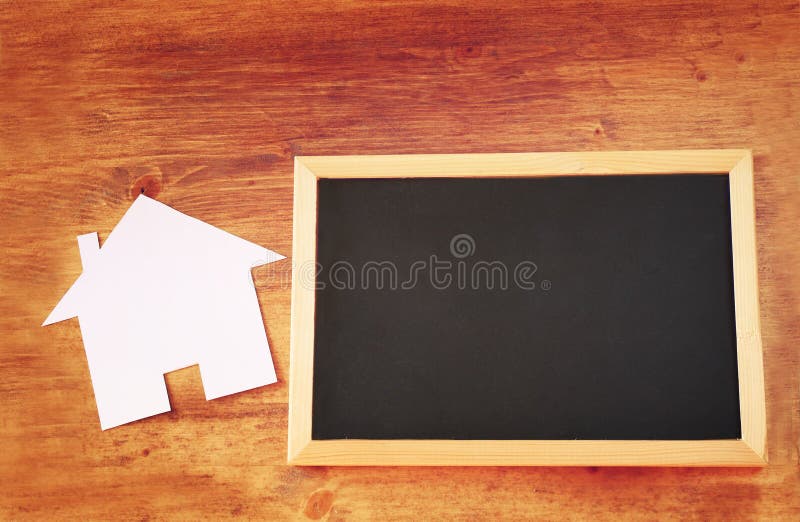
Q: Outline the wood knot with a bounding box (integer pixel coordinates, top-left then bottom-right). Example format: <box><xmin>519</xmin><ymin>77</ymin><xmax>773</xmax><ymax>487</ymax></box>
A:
<box><xmin>304</xmin><ymin>489</ymin><xmax>334</xmax><ymax>520</ymax></box>
<box><xmin>593</xmin><ymin>118</ymin><xmax>616</xmax><ymax>139</ymax></box>
<box><xmin>456</xmin><ymin>45</ymin><xmax>482</xmax><ymax>59</ymax></box>
<box><xmin>130</xmin><ymin>168</ymin><xmax>163</xmax><ymax>199</ymax></box>
<box><xmin>695</xmin><ymin>70</ymin><xmax>707</xmax><ymax>82</ymax></box>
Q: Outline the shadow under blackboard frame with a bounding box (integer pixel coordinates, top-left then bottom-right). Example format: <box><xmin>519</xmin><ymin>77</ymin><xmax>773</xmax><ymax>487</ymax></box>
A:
<box><xmin>288</xmin><ymin>150</ymin><xmax>766</xmax><ymax>466</ymax></box>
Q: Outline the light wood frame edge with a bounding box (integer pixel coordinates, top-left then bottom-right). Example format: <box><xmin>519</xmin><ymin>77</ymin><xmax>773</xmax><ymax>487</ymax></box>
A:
<box><xmin>288</xmin><ymin>158</ymin><xmax>317</xmax><ymax>463</ymax></box>
<box><xmin>288</xmin><ymin>150</ymin><xmax>766</xmax><ymax>466</ymax></box>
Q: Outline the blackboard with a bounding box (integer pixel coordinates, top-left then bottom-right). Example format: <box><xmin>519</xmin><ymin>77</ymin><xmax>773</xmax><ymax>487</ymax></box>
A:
<box><xmin>288</xmin><ymin>151</ymin><xmax>765</xmax><ymax>466</ymax></box>
<box><xmin>312</xmin><ymin>175</ymin><xmax>741</xmax><ymax>440</ymax></box>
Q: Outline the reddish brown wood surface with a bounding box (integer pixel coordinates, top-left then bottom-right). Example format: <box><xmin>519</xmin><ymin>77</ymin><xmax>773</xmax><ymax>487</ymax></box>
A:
<box><xmin>1</xmin><ymin>1</ymin><xmax>798</xmax><ymax>519</ymax></box>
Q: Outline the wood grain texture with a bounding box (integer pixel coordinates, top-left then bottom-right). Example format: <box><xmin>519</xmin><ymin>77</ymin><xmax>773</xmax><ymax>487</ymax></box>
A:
<box><xmin>288</xmin><ymin>160</ymin><xmax>317</xmax><ymax>464</ymax></box>
<box><xmin>290</xmin><ymin>151</ymin><xmax>766</xmax><ymax>467</ymax></box>
<box><xmin>299</xmin><ymin>149</ymin><xmax>749</xmax><ymax>176</ymax></box>
<box><xmin>292</xmin><ymin>440</ymin><xmax>765</xmax><ymax>467</ymax></box>
<box><xmin>728</xmin><ymin>152</ymin><xmax>768</xmax><ymax>460</ymax></box>
<box><xmin>1</xmin><ymin>0</ymin><xmax>798</xmax><ymax>519</ymax></box>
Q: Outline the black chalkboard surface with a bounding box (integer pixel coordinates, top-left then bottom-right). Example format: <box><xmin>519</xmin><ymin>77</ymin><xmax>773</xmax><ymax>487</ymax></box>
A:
<box><xmin>311</xmin><ymin>175</ymin><xmax>741</xmax><ymax>441</ymax></box>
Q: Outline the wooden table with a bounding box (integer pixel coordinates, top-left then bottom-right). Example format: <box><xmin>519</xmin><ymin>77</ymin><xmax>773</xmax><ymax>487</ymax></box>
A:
<box><xmin>2</xmin><ymin>1</ymin><xmax>798</xmax><ymax>519</ymax></box>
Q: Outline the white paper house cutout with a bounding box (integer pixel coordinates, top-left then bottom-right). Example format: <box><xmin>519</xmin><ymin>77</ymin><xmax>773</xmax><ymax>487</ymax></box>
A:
<box><xmin>43</xmin><ymin>195</ymin><xmax>284</xmax><ymax>430</ymax></box>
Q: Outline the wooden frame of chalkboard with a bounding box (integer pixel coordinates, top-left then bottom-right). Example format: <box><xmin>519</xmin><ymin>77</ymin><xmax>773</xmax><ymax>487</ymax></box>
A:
<box><xmin>288</xmin><ymin>150</ymin><xmax>766</xmax><ymax>466</ymax></box>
